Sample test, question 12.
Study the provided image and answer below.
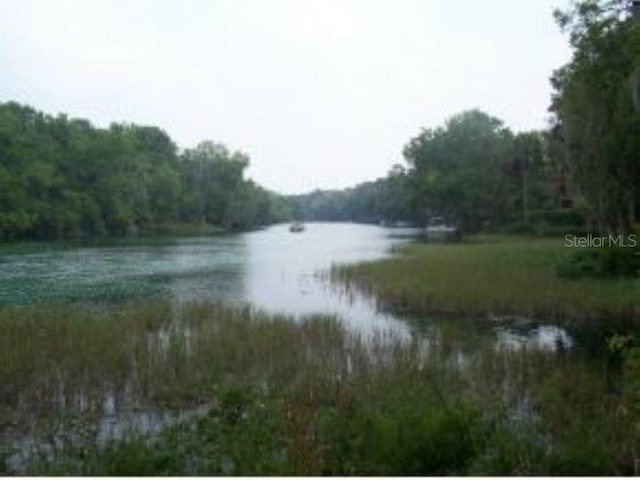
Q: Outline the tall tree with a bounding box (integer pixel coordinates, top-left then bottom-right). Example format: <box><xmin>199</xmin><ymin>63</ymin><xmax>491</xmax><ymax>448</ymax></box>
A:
<box><xmin>550</xmin><ymin>0</ymin><xmax>640</xmax><ymax>233</ymax></box>
<box><xmin>403</xmin><ymin>110</ymin><xmax>514</xmax><ymax>231</ymax></box>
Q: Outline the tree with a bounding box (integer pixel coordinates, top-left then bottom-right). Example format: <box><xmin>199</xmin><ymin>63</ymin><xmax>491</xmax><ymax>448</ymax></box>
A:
<box><xmin>550</xmin><ymin>0</ymin><xmax>640</xmax><ymax>233</ymax></box>
<box><xmin>0</xmin><ymin>101</ymin><xmax>289</xmax><ymax>240</ymax></box>
<box><xmin>509</xmin><ymin>131</ymin><xmax>550</xmax><ymax>223</ymax></box>
<box><xmin>403</xmin><ymin>110</ymin><xmax>515</xmax><ymax>231</ymax></box>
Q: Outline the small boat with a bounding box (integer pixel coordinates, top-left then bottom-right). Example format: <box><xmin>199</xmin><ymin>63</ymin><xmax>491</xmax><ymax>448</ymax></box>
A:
<box><xmin>424</xmin><ymin>216</ymin><xmax>459</xmax><ymax>242</ymax></box>
<box><xmin>289</xmin><ymin>222</ymin><xmax>305</xmax><ymax>233</ymax></box>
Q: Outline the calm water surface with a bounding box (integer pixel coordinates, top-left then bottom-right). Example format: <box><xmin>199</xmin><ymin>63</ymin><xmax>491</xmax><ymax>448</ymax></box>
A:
<box><xmin>0</xmin><ymin>222</ymin><xmax>570</xmax><ymax>347</ymax></box>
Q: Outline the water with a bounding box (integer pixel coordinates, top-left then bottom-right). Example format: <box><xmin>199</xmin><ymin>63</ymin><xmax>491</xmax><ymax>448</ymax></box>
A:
<box><xmin>1</xmin><ymin>223</ymin><xmax>404</xmax><ymax>309</ymax></box>
<box><xmin>0</xmin><ymin>222</ymin><xmax>580</xmax><ymax>471</ymax></box>
<box><xmin>0</xmin><ymin>222</ymin><xmax>569</xmax><ymax>347</ymax></box>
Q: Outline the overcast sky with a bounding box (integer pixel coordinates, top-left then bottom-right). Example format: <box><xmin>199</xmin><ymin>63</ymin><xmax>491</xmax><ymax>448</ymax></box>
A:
<box><xmin>0</xmin><ymin>0</ymin><xmax>572</xmax><ymax>194</ymax></box>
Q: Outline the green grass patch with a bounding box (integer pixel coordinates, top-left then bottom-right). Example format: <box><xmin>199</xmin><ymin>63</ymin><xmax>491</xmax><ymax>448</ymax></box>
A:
<box><xmin>332</xmin><ymin>235</ymin><xmax>639</xmax><ymax>321</ymax></box>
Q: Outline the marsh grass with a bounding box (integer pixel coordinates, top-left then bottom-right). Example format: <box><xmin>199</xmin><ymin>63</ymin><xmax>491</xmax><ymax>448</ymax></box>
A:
<box><xmin>332</xmin><ymin>234</ymin><xmax>640</xmax><ymax>322</ymax></box>
<box><xmin>0</xmin><ymin>301</ymin><xmax>351</xmax><ymax>426</ymax></box>
<box><xmin>2</xmin><ymin>299</ymin><xmax>640</xmax><ymax>475</ymax></box>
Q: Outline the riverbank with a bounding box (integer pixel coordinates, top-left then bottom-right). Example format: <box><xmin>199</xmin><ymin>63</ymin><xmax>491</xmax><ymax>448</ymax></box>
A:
<box><xmin>332</xmin><ymin>235</ymin><xmax>640</xmax><ymax>323</ymax></box>
<box><xmin>0</xmin><ymin>223</ymin><xmax>242</xmax><ymax>253</ymax></box>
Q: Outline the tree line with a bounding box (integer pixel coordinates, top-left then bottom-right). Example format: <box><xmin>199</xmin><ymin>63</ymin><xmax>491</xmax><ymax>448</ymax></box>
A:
<box><xmin>2</xmin><ymin>1</ymin><xmax>637</xmax><ymax>240</ymax></box>
<box><xmin>291</xmin><ymin>110</ymin><xmax>558</xmax><ymax>233</ymax></box>
<box><xmin>292</xmin><ymin>0</ymin><xmax>640</xmax><ymax>235</ymax></box>
<box><xmin>0</xmin><ymin>101</ymin><xmax>290</xmax><ymax>240</ymax></box>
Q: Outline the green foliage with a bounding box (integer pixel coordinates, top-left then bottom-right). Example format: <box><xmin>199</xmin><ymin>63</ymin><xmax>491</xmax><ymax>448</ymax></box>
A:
<box><xmin>292</xmin><ymin>0</ymin><xmax>640</xmax><ymax>234</ymax></box>
<box><xmin>403</xmin><ymin>111</ymin><xmax>551</xmax><ymax>231</ymax></box>
<box><xmin>333</xmin><ymin>235</ymin><xmax>640</xmax><ymax>320</ymax></box>
<box><xmin>500</xmin><ymin>210</ymin><xmax>591</xmax><ymax>237</ymax></box>
<box><xmin>291</xmin><ymin>111</ymin><xmax>554</xmax><ymax>231</ymax></box>
<box><xmin>289</xmin><ymin>165</ymin><xmax>420</xmax><ymax>224</ymax></box>
<box><xmin>0</xmin><ymin>101</ymin><xmax>290</xmax><ymax>240</ymax></box>
<box><xmin>3</xmin><ymin>297</ymin><xmax>640</xmax><ymax>475</ymax></box>
<box><xmin>550</xmin><ymin>0</ymin><xmax>640</xmax><ymax>233</ymax></box>
<box><xmin>0</xmin><ymin>446</ymin><xmax>15</xmax><ymax>475</ymax></box>
<box><xmin>534</xmin><ymin>209</ymin><xmax>587</xmax><ymax>227</ymax></box>
<box><xmin>556</xmin><ymin>245</ymin><xmax>640</xmax><ymax>279</ymax></box>
<box><xmin>32</xmin><ymin>386</ymin><xmax>289</xmax><ymax>476</ymax></box>
<box><xmin>321</xmin><ymin>394</ymin><xmax>481</xmax><ymax>475</ymax></box>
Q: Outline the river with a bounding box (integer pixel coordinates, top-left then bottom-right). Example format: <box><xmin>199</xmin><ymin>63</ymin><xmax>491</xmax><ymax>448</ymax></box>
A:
<box><xmin>0</xmin><ymin>222</ymin><xmax>571</xmax><ymax>349</ymax></box>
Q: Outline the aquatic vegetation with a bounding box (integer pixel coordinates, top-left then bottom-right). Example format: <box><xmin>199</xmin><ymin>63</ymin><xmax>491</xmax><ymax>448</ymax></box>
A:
<box><xmin>2</xmin><ymin>299</ymin><xmax>640</xmax><ymax>474</ymax></box>
<box><xmin>332</xmin><ymin>235</ymin><xmax>640</xmax><ymax>322</ymax></box>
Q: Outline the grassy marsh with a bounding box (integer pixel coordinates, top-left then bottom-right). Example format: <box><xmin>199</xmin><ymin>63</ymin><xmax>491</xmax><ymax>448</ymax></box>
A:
<box><xmin>1</xmin><ymin>299</ymin><xmax>640</xmax><ymax>475</ymax></box>
<box><xmin>332</xmin><ymin>235</ymin><xmax>640</xmax><ymax>322</ymax></box>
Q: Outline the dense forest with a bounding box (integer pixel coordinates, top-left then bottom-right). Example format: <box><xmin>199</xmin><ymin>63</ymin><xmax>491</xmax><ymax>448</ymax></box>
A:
<box><xmin>550</xmin><ymin>0</ymin><xmax>640</xmax><ymax>233</ymax></box>
<box><xmin>0</xmin><ymin>102</ymin><xmax>290</xmax><ymax>240</ymax></box>
<box><xmin>1</xmin><ymin>0</ymin><xmax>638</xmax><ymax>241</ymax></box>
<box><xmin>291</xmin><ymin>110</ymin><xmax>564</xmax><ymax>233</ymax></box>
<box><xmin>292</xmin><ymin>0</ymin><xmax>640</xmax><ymax>235</ymax></box>
<box><xmin>288</xmin><ymin>165</ymin><xmax>418</xmax><ymax>224</ymax></box>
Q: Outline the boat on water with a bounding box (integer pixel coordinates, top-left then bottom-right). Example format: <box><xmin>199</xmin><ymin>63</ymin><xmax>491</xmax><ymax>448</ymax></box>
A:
<box><xmin>289</xmin><ymin>222</ymin><xmax>305</xmax><ymax>233</ymax></box>
<box><xmin>424</xmin><ymin>216</ymin><xmax>459</xmax><ymax>242</ymax></box>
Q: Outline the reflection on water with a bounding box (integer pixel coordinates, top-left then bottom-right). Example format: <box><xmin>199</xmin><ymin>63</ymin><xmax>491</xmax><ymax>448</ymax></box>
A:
<box><xmin>496</xmin><ymin>324</ymin><xmax>573</xmax><ymax>350</ymax></box>
<box><xmin>243</xmin><ymin>223</ymin><xmax>413</xmax><ymax>338</ymax></box>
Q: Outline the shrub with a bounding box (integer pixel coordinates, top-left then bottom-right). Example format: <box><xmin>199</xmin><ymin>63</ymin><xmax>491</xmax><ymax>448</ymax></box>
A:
<box><xmin>532</xmin><ymin>209</ymin><xmax>586</xmax><ymax>227</ymax></box>
<box><xmin>556</xmin><ymin>246</ymin><xmax>640</xmax><ymax>279</ymax></box>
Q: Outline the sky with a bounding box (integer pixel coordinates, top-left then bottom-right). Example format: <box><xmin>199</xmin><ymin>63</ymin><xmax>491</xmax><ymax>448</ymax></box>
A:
<box><xmin>0</xmin><ymin>0</ymin><xmax>573</xmax><ymax>194</ymax></box>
